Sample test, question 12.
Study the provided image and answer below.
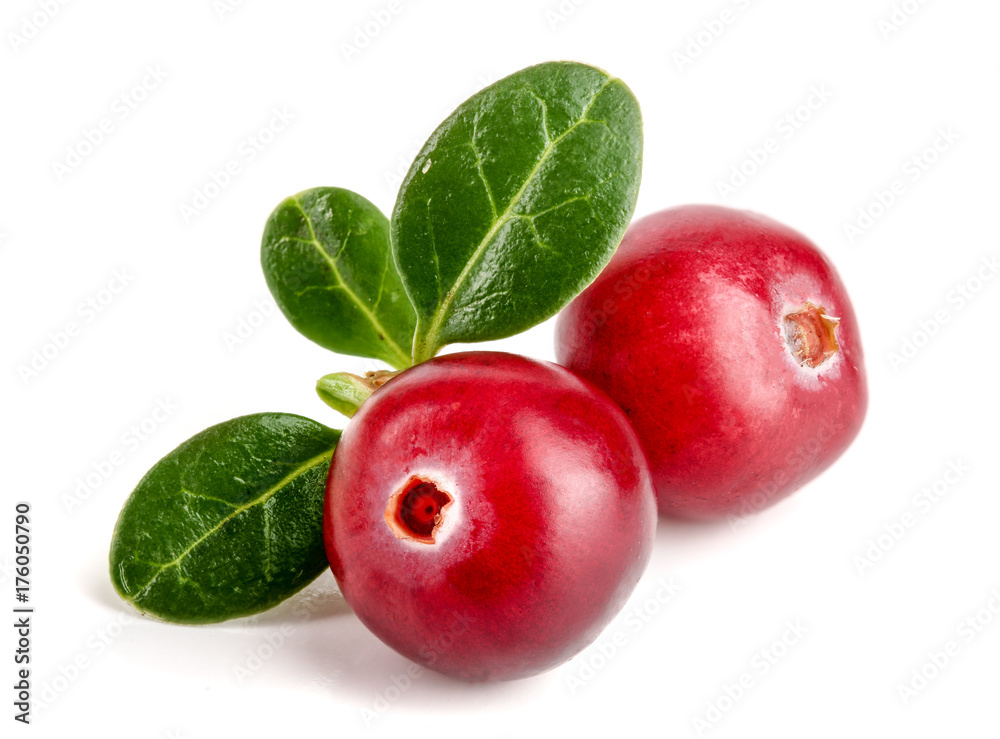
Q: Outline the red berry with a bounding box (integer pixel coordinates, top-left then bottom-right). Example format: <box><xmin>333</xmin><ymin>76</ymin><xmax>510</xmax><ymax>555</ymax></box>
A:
<box><xmin>556</xmin><ymin>205</ymin><xmax>868</xmax><ymax>520</ymax></box>
<box><xmin>324</xmin><ymin>351</ymin><xmax>656</xmax><ymax>681</ymax></box>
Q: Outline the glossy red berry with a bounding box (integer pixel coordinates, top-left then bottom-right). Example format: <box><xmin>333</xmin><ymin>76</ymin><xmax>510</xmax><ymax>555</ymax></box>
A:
<box><xmin>324</xmin><ymin>351</ymin><xmax>656</xmax><ymax>681</ymax></box>
<box><xmin>556</xmin><ymin>205</ymin><xmax>868</xmax><ymax>520</ymax></box>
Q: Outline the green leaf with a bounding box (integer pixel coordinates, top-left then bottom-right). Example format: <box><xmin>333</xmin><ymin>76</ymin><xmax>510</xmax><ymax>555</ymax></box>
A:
<box><xmin>315</xmin><ymin>369</ymin><xmax>400</xmax><ymax>419</ymax></box>
<box><xmin>392</xmin><ymin>61</ymin><xmax>643</xmax><ymax>362</ymax></box>
<box><xmin>315</xmin><ymin>373</ymin><xmax>373</xmax><ymax>419</ymax></box>
<box><xmin>109</xmin><ymin>413</ymin><xmax>340</xmax><ymax>624</ymax></box>
<box><xmin>262</xmin><ymin>187</ymin><xmax>416</xmax><ymax>369</ymax></box>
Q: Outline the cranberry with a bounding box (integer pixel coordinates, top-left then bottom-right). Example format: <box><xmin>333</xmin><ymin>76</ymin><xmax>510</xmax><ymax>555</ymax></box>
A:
<box><xmin>324</xmin><ymin>351</ymin><xmax>656</xmax><ymax>680</ymax></box>
<box><xmin>556</xmin><ymin>205</ymin><xmax>868</xmax><ymax>520</ymax></box>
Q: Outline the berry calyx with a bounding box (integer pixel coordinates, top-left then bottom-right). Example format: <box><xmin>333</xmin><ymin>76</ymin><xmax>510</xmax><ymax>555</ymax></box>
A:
<box><xmin>385</xmin><ymin>476</ymin><xmax>453</xmax><ymax>544</ymax></box>
<box><xmin>784</xmin><ymin>302</ymin><xmax>840</xmax><ymax>369</ymax></box>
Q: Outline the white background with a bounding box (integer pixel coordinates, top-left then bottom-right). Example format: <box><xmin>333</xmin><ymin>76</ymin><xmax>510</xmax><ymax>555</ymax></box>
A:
<box><xmin>2</xmin><ymin>0</ymin><xmax>998</xmax><ymax>736</ymax></box>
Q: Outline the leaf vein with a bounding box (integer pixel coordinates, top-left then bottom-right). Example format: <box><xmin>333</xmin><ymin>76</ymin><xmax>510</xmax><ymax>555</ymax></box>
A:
<box><xmin>469</xmin><ymin>117</ymin><xmax>499</xmax><ymax>219</ymax></box>
<box><xmin>178</xmin><ymin>487</ymin><xmax>239</xmax><ymax>509</ymax></box>
<box><xmin>525</xmin><ymin>87</ymin><xmax>552</xmax><ymax>143</ymax></box>
<box><xmin>425</xmin><ymin>199</ymin><xmax>444</xmax><ymax>306</ymax></box>
<box><xmin>517</xmin><ymin>194</ymin><xmax>594</xmax><ymax>221</ymax></box>
<box><xmin>371</xmin><ymin>251</ymin><xmax>392</xmax><ymax>313</ymax></box>
<box><xmin>525</xmin><ymin>218</ymin><xmax>559</xmax><ymax>254</ymax></box>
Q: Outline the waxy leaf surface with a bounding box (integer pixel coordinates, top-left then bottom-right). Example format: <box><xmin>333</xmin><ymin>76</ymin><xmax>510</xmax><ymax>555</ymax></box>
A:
<box><xmin>392</xmin><ymin>61</ymin><xmax>643</xmax><ymax>361</ymax></box>
<box><xmin>262</xmin><ymin>187</ymin><xmax>416</xmax><ymax>368</ymax></box>
<box><xmin>110</xmin><ymin>413</ymin><xmax>339</xmax><ymax>624</ymax></box>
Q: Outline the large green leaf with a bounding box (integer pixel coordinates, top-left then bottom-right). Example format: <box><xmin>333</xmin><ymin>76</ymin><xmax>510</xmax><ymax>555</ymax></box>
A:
<box><xmin>262</xmin><ymin>188</ymin><xmax>416</xmax><ymax>369</ymax></box>
<box><xmin>392</xmin><ymin>61</ymin><xmax>643</xmax><ymax>362</ymax></box>
<box><xmin>109</xmin><ymin>413</ymin><xmax>339</xmax><ymax>624</ymax></box>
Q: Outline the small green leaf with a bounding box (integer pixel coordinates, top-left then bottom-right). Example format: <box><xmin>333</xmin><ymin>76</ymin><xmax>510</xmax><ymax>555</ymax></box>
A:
<box><xmin>392</xmin><ymin>61</ymin><xmax>643</xmax><ymax>362</ymax></box>
<box><xmin>109</xmin><ymin>413</ymin><xmax>340</xmax><ymax>624</ymax></box>
<box><xmin>262</xmin><ymin>187</ymin><xmax>416</xmax><ymax>369</ymax></box>
<box><xmin>316</xmin><ymin>369</ymin><xmax>400</xmax><ymax>419</ymax></box>
<box><xmin>316</xmin><ymin>373</ymin><xmax>374</xmax><ymax>419</ymax></box>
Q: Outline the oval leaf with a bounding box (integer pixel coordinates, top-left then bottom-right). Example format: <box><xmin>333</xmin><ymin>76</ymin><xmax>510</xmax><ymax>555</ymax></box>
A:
<box><xmin>262</xmin><ymin>187</ymin><xmax>416</xmax><ymax>369</ymax></box>
<box><xmin>392</xmin><ymin>61</ymin><xmax>643</xmax><ymax>362</ymax></box>
<box><xmin>109</xmin><ymin>413</ymin><xmax>340</xmax><ymax>624</ymax></box>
